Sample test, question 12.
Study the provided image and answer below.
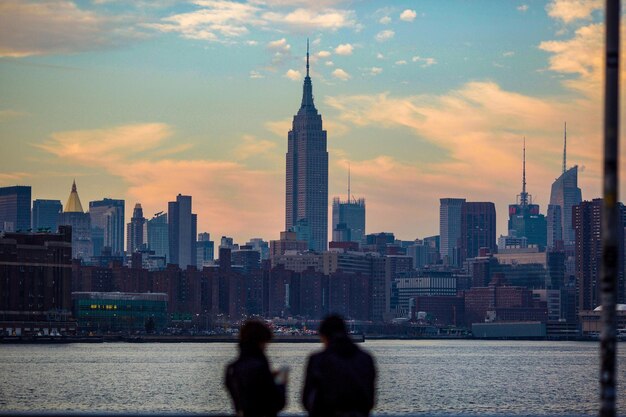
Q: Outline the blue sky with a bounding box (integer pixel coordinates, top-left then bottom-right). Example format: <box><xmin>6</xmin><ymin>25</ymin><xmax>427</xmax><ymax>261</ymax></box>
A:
<box><xmin>0</xmin><ymin>0</ymin><xmax>616</xmax><ymax>243</ymax></box>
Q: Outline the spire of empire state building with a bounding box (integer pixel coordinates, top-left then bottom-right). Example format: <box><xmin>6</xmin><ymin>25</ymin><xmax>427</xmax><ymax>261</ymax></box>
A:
<box><xmin>285</xmin><ymin>41</ymin><xmax>329</xmax><ymax>252</ymax></box>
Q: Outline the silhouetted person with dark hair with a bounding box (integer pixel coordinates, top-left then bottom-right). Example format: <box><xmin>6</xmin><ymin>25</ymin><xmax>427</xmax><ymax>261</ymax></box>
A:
<box><xmin>225</xmin><ymin>320</ymin><xmax>286</xmax><ymax>417</ymax></box>
<box><xmin>302</xmin><ymin>315</ymin><xmax>376</xmax><ymax>417</ymax></box>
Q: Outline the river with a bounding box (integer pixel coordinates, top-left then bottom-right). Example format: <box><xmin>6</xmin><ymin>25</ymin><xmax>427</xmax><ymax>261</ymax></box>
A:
<box><xmin>0</xmin><ymin>340</ymin><xmax>624</xmax><ymax>415</ymax></box>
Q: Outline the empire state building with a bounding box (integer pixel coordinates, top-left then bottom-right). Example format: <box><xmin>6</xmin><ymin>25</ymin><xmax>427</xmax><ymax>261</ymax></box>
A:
<box><xmin>285</xmin><ymin>43</ymin><xmax>328</xmax><ymax>252</ymax></box>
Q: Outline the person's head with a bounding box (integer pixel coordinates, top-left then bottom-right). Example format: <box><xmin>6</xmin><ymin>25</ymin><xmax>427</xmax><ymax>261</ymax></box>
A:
<box><xmin>239</xmin><ymin>320</ymin><xmax>272</xmax><ymax>351</ymax></box>
<box><xmin>319</xmin><ymin>314</ymin><xmax>348</xmax><ymax>346</ymax></box>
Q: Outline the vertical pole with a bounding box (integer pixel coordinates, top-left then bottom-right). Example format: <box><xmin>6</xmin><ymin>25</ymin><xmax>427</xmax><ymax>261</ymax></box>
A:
<box><xmin>600</xmin><ymin>1</ymin><xmax>620</xmax><ymax>417</ymax></box>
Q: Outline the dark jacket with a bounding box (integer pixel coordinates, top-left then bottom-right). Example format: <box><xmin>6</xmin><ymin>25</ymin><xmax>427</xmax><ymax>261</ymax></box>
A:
<box><xmin>302</xmin><ymin>336</ymin><xmax>376</xmax><ymax>417</ymax></box>
<box><xmin>225</xmin><ymin>344</ymin><xmax>286</xmax><ymax>417</ymax></box>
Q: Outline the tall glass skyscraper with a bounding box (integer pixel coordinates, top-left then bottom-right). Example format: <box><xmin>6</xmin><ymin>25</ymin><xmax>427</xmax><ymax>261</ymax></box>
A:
<box><xmin>0</xmin><ymin>186</ymin><xmax>31</xmax><ymax>232</ymax></box>
<box><xmin>549</xmin><ymin>166</ymin><xmax>582</xmax><ymax>247</ymax></box>
<box><xmin>332</xmin><ymin>197</ymin><xmax>366</xmax><ymax>244</ymax></box>
<box><xmin>147</xmin><ymin>211</ymin><xmax>168</xmax><ymax>261</ymax></box>
<box><xmin>89</xmin><ymin>198</ymin><xmax>125</xmax><ymax>256</ymax></box>
<box><xmin>32</xmin><ymin>199</ymin><xmax>62</xmax><ymax>232</ymax></box>
<box><xmin>439</xmin><ymin>198</ymin><xmax>465</xmax><ymax>266</ymax></box>
<box><xmin>285</xmin><ymin>43</ymin><xmax>328</xmax><ymax>252</ymax></box>
<box><xmin>168</xmin><ymin>194</ymin><xmax>197</xmax><ymax>269</ymax></box>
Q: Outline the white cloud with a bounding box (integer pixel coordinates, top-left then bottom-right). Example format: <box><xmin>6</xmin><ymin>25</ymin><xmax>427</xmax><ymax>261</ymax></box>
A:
<box><xmin>332</xmin><ymin>68</ymin><xmax>351</xmax><ymax>80</ymax></box>
<box><xmin>412</xmin><ymin>55</ymin><xmax>437</xmax><ymax>67</ymax></box>
<box><xmin>325</xmin><ymin>60</ymin><xmax>334</xmax><ymax>66</ymax></box>
<box><xmin>375</xmin><ymin>29</ymin><xmax>395</xmax><ymax>42</ymax></box>
<box><xmin>262</xmin><ymin>8</ymin><xmax>357</xmax><ymax>30</ymax></box>
<box><xmin>267</xmin><ymin>37</ymin><xmax>291</xmax><ymax>51</ymax></box>
<box><xmin>0</xmin><ymin>0</ymin><xmax>140</xmax><ymax>57</ymax></box>
<box><xmin>545</xmin><ymin>0</ymin><xmax>602</xmax><ymax>23</ymax></box>
<box><xmin>517</xmin><ymin>4</ymin><xmax>529</xmax><ymax>12</ymax></box>
<box><xmin>249</xmin><ymin>70</ymin><xmax>264</xmax><ymax>79</ymax></box>
<box><xmin>0</xmin><ymin>109</ymin><xmax>26</xmax><ymax>121</ymax></box>
<box><xmin>503</xmin><ymin>51</ymin><xmax>515</xmax><ymax>57</ymax></box>
<box><xmin>379</xmin><ymin>16</ymin><xmax>391</xmax><ymax>24</ymax></box>
<box><xmin>395</xmin><ymin>60</ymin><xmax>407</xmax><ymax>65</ymax></box>
<box><xmin>334</xmin><ymin>43</ymin><xmax>354</xmax><ymax>55</ymax></box>
<box><xmin>369</xmin><ymin>67</ymin><xmax>383</xmax><ymax>75</ymax></box>
<box><xmin>149</xmin><ymin>1</ymin><xmax>358</xmax><ymax>43</ymax></box>
<box><xmin>399</xmin><ymin>9</ymin><xmax>417</xmax><ymax>22</ymax></box>
<box><xmin>246</xmin><ymin>40</ymin><xmax>259</xmax><ymax>45</ymax></box>
<box><xmin>539</xmin><ymin>23</ymin><xmax>602</xmax><ymax>96</ymax></box>
<box><xmin>285</xmin><ymin>69</ymin><xmax>302</xmax><ymax>80</ymax></box>
<box><xmin>318</xmin><ymin>50</ymin><xmax>331</xmax><ymax>58</ymax></box>
<box><xmin>37</xmin><ymin>122</ymin><xmax>283</xmax><ymax>242</ymax></box>
<box><xmin>376</xmin><ymin>52</ymin><xmax>384</xmax><ymax>59</ymax></box>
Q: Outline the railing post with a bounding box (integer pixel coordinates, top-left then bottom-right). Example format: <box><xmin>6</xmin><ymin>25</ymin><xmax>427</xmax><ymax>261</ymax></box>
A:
<box><xmin>600</xmin><ymin>1</ymin><xmax>620</xmax><ymax>417</ymax></box>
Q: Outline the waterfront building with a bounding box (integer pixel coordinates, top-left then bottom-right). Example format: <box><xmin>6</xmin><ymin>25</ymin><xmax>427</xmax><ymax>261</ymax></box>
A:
<box><xmin>391</xmin><ymin>275</ymin><xmax>458</xmax><ymax>316</ymax></box>
<box><xmin>147</xmin><ymin>211</ymin><xmax>168</xmax><ymax>261</ymax></box>
<box><xmin>168</xmin><ymin>194</ymin><xmax>197</xmax><ymax>269</ymax></box>
<box><xmin>439</xmin><ymin>198</ymin><xmax>465</xmax><ymax>266</ymax></box>
<box><xmin>32</xmin><ymin>199</ymin><xmax>62</xmax><ymax>232</ymax></box>
<box><xmin>573</xmin><ymin>199</ymin><xmax>625</xmax><ymax>313</ymax></box>
<box><xmin>332</xmin><ymin>196</ymin><xmax>366</xmax><ymax>244</ymax></box>
<box><xmin>126</xmin><ymin>203</ymin><xmax>146</xmax><ymax>254</ymax></box>
<box><xmin>464</xmin><ymin>274</ymin><xmax>548</xmax><ymax>326</ymax></box>
<box><xmin>285</xmin><ymin>43</ymin><xmax>328</xmax><ymax>252</ymax></box>
<box><xmin>460</xmin><ymin>202</ymin><xmax>496</xmax><ymax>262</ymax></box>
<box><xmin>196</xmin><ymin>232</ymin><xmax>214</xmax><ymax>268</ymax></box>
<box><xmin>0</xmin><ymin>227</ymin><xmax>74</xmax><ymax>336</ymax></box>
<box><xmin>89</xmin><ymin>198</ymin><xmax>125</xmax><ymax>257</ymax></box>
<box><xmin>413</xmin><ymin>295</ymin><xmax>466</xmax><ymax>327</ymax></box>
<box><xmin>72</xmin><ymin>292</ymin><xmax>168</xmax><ymax>332</ymax></box>
<box><xmin>58</xmin><ymin>181</ymin><xmax>92</xmax><ymax>259</ymax></box>
<box><xmin>0</xmin><ymin>185</ymin><xmax>31</xmax><ymax>232</ymax></box>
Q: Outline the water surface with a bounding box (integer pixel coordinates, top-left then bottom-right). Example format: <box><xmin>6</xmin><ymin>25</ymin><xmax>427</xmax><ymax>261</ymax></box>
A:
<box><xmin>0</xmin><ymin>340</ymin><xmax>624</xmax><ymax>415</ymax></box>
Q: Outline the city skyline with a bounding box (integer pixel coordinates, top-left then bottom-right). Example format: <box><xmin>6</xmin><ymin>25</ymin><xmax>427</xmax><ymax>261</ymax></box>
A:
<box><xmin>0</xmin><ymin>0</ymin><xmax>619</xmax><ymax>244</ymax></box>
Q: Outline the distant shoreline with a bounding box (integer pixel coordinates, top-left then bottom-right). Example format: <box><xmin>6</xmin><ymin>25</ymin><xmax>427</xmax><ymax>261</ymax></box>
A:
<box><xmin>0</xmin><ymin>334</ymin><xmax>609</xmax><ymax>344</ymax></box>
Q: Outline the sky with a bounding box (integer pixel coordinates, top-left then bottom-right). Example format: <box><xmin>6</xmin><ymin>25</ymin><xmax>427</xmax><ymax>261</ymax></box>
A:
<box><xmin>0</xmin><ymin>0</ymin><xmax>620</xmax><ymax>244</ymax></box>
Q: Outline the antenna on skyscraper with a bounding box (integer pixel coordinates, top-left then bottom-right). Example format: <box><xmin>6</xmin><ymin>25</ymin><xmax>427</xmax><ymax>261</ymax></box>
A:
<box><xmin>306</xmin><ymin>38</ymin><xmax>310</xmax><ymax>77</ymax></box>
<box><xmin>520</xmin><ymin>137</ymin><xmax>529</xmax><ymax>206</ymax></box>
<box><xmin>348</xmin><ymin>163</ymin><xmax>351</xmax><ymax>203</ymax></box>
<box><xmin>563</xmin><ymin>121</ymin><xmax>567</xmax><ymax>174</ymax></box>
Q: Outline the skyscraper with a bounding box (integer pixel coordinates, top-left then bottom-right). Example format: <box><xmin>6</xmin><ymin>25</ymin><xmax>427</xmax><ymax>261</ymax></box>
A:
<box><xmin>507</xmin><ymin>140</ymin><xmax>547</xmax><ymax>248</ymax></box>
<box><xmin>147</xmin><ymin>211</ymin><xmax>168</xmax><ymax>260</ymax></box>
<box><xmin>89</xmin><ymin>198</ymin><xmax>125</xmax><ymax>256</ymax></box>
<box><xmin>196</xmin><ymin>232</ymin><xmax>214</xmax><ymax>268</ymax></box>
<box><xmin>127</xmin><ymin>203</ymin><xmax>146</xmax><ymax>254</ymax></box>
<box><xmin>285</xmin><ymin>42</ymin><xmax>328</xmax><ymax>252</ymax></box>
<box><xmin>461</xmin><ymin>202</ymin><xmax>497</xmax><ymax>262</ymax></box>
<box><xmin>439</xmin><ymin>198</ymin><xmax>465</xmax><ymax>266</ymax></box>
<box><xmin>573</xmin><ymin>199</ymin><xmax>625</xmax><ymax>312</ymax></box>
<box><xmin>0</xmin><ymin>186</ymin><xmax>31</xmax><ymax>232</ymax></box>
<box><xmin>32</xmin><ymin>199</ymin><xmax>62</xmax><ymax>232</ymax></box>
<box><xmin>549</xmin><ymin>124</ymin><xmax>582</xmax><ymax>247</ymax></box>
<box><xmin>332</xmin><ymin>197</ymin><xmax>366</xmax><ymax>244</ymax></box>
<box><xmin>168</xmin><ymin>194</ymin><xmax>197</xmax><ymax>269</ymax></box>
<box><xmin>58</xmin><ymin>180</ymin><xmax>92</xmax><ymax>259</ymax></box>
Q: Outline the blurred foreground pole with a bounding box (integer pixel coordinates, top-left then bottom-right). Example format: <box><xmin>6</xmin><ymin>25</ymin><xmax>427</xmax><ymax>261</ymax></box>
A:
<box><xmin>600</xmin><ymin>1</ymin><xmax>620</xmax><ymax>417</ymax></box>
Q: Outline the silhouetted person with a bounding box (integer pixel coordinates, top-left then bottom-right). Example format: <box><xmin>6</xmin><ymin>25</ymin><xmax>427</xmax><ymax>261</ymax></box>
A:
<box><xmin>225</xmin><ymin>320</ymin><xmax>286</xmax><ymax>417</ymax></box>
<box><xmin>302</xmin><ymin>315</ymin><xmax>376</xmax><ymax>417</ymax></box>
